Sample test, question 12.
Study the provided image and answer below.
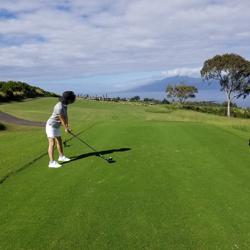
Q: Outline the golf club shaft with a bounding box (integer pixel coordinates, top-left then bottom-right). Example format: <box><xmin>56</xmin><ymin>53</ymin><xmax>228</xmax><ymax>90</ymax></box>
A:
<box><xmin>69</xmin><ymin>131</ymin><xmax>107</xmax><ymax>160</ymax></box>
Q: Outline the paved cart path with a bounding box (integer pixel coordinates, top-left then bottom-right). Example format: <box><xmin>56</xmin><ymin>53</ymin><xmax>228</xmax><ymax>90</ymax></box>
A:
<box><xmin>0</xmin><ymin>111</ymin><xmax>45</xmax><ymax>127</ymax></box>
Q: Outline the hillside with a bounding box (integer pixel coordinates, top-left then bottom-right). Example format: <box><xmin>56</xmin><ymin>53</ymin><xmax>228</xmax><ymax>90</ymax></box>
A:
<box><xmin>0</xmin><ymin>81</ymin><xmax>58</xmax><ymax>102</ymax></box>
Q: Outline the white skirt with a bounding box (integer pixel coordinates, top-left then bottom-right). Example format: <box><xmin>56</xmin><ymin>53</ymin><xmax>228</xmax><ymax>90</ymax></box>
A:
<box><xmin>46</xmin><ymin>124</ymin><xmax>61</xmax><ymax>138</ymax></box>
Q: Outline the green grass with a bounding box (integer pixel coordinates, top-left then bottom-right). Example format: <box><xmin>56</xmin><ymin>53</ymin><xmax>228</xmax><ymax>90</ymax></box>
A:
<box><xmin>1</xmin><ymin>98</ymin><xmax>250</xmax><ymax>249</ymax></box>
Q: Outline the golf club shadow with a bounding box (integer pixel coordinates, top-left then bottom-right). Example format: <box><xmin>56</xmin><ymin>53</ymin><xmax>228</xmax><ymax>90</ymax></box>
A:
<box><xmin>63</xmin><ymin>148</ymin><xmax>131</xmax><ymax>164</ymax></box>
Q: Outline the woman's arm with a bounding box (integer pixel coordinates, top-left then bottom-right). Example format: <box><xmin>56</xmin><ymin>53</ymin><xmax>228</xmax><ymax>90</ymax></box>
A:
<box><xmin>59</xmin><ymin>115</ymin><xmax>71</xmax><ymax>132</ymax></box>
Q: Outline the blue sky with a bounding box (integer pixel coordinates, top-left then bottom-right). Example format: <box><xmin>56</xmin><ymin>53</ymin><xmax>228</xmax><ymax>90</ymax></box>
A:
<box><xmin>0</xmin><ymin>0</ymin><xmax>249</xmax><ymax>94</ymax></box>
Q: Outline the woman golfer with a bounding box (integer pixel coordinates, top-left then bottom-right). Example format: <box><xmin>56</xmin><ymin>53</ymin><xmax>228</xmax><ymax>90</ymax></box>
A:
<box><xmin>46</xmin><ymin>91</ymin><xmax>76</xmax><ymax>168</ymax></box>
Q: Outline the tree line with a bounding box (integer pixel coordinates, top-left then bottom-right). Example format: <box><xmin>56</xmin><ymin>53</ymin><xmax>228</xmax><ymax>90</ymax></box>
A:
<box><xmin>77</xmin><ymin>93</ymin><xmax>169</xmax><ymax>104</ymax></box>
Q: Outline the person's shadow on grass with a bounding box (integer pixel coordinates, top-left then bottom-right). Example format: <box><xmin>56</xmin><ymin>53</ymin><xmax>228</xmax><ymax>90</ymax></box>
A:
<box><xmin>63</xmin><ymin>148</ymin><xmax>131</xmax><ymax>164</ymax></box>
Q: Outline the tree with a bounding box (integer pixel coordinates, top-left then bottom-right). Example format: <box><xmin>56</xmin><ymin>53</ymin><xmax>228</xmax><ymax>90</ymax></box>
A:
<box><xmin>201</xmin><ymin>53</ymin><xmax>250</xmax><ymax>117</ymax></box>
<box><xmin>166</xmin><ymin>85</ymin><xmax>175</xmax><ymax>102</ymax></box>
<box><xmin>166</xmin><ymin>84</ymin><xmax>198</xmax><ymax>103</ymax></box>
<box><xmin>161</xmin><ymin>98</ymin><xmax>170</xmax><ymax>104</ymax></box>
<box><xmin>130</xmin><ymin>96</ymin><xmax>140</xmax><ymax>102</ymax></box>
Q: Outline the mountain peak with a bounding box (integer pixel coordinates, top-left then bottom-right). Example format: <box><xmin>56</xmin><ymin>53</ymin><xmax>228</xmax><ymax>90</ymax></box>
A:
<box><xmin>127</xmin><ymin>76</ymin><xmax>218</xmax><ymax>92</ymax></box>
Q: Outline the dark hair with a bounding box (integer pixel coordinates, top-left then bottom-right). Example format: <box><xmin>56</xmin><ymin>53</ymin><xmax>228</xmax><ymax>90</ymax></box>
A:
<box><xmin>59</xmin><ymin>91</ymin><xmax>76</xmax><ymax>105</ymax></box>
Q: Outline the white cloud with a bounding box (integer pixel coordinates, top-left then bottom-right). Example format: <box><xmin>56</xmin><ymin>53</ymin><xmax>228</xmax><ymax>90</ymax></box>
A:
<box><xmin>0</xmin><ymin>0</ymin><xmax>249</xmax><ymax>91</ymax></box>
<box><xmin>161</xmin><ymin>67</ymin><xmax>201</xmax><ymax>77</ymax></box>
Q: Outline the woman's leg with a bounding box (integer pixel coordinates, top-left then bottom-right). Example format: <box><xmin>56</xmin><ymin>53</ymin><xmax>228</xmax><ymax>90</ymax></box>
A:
<box><xmin>55</xmin><ymin>136</ymin><xmax>64</xmax><ymax>157</ymax></box>
<box><xmin>48</xmin><ymin>138</ymin><xmax>55</xmax><ymax>162</ymax></box>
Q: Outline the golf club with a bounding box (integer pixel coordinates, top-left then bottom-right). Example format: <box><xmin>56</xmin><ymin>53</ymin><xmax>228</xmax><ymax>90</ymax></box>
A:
<box><xmin>69</xmin><ymin>131</ymin><xmax>114</xmax><ymax>163</ymax></box>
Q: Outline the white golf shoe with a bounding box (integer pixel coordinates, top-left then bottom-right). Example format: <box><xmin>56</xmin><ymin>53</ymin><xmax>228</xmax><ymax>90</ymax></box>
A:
<box><xmin>48</xmin><ymin>161</ymin><xmax>62</xmax><ymax>168</ymax></box>
<box><xmin>58</xmin><ymin>155</ymin><xmax>71</xmax><ymax>162</ymax></box>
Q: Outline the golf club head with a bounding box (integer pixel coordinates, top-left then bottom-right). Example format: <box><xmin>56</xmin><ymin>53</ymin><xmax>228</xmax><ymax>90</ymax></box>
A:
<box><xmin>63</xmin><ymin>140</ymin><xmax>70</xmax><ymax>147</ymax></box>
<box><xmin>106</xmin><ymin>157</ymin><xmax>115</xmax><ymax>163</ymax></box>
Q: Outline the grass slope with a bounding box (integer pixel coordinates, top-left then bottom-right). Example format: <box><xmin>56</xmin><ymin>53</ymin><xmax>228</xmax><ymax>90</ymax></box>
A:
<box><xmin>1</xmin><ymin>98</ymin><xmax>250</xmax><ymax>249</ymax></box>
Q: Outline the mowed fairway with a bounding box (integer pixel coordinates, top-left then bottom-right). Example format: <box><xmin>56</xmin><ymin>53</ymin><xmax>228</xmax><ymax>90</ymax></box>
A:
<box><xmin>1</xmin><ymin>98</ymin><xmax>250</xmax><ymax>249</ymax></box>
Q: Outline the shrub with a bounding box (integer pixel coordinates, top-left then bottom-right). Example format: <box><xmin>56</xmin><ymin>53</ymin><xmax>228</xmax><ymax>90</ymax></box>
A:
<box><xmin>182</xmin><ymin>103</ymin><xmax>250</xmax><ymax>119</ymax></box>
